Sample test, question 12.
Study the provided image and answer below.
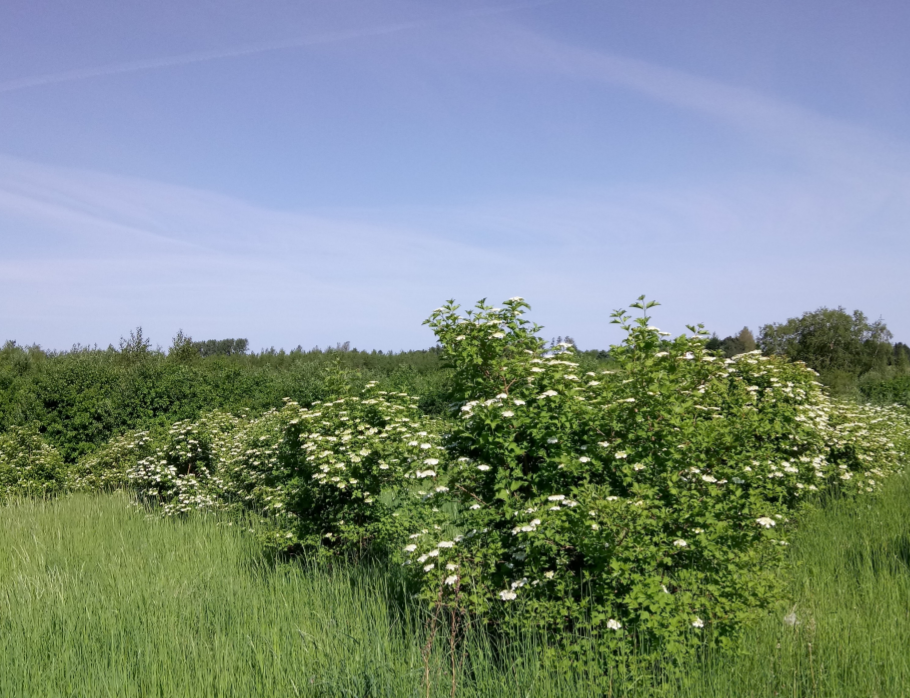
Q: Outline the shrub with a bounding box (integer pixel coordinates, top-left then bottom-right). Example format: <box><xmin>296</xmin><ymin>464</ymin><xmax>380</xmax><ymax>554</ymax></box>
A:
<box><xmin>127</xmin><ymin>385</ymin><xmax>451</xmax><ymax>559</ymax></box>
<box><xmin>0</xmin><ymin>344</ymin><xmax>451</xmax><ymax>461</ymax></box>
<box><xmin>51</xmin><ymin>294</ymin><xmax>910</xmax><ymax>670</ymax></box>
<box><xmin>0</xmin><ymin>424</ymin><xmax>68</xmax><ymax>501</ymax></box>
<box><xmin>860</xmin><ymin>374</ymin><xmax>910</xmax><ymax>408</ymax></box>
<box><xmin>68</xmin><ymin>428</ymin><xmax>155</xmax><ymax>492</ymax></box>
<box><xmin>401</xmin><ymin>297</ymin><xmax>910</xmax><ymax>662</ymax></box>
<box><xmin>128</xmin><ymin>411</ymin><xmax>245</xmax><ymax>515</ymax></box>
<box><xmin>221</xmin><ymin>387</ymin><xmax>449</xmax><ymax>558</ymax></box>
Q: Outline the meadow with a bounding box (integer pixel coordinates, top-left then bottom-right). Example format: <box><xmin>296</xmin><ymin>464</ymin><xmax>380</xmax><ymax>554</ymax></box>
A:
<box><xmin>2</xmin><ymin>296</ymin><xmax>909</xmax><ymax>696</ymax></box>
<box><xmin>2</xmin><ymin>474</ymin><xmax>908</xmax><ymax>697</ymax></box>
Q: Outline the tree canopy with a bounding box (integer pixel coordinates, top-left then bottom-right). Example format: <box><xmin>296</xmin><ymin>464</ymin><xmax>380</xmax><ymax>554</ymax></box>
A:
<box><xmin>758</xmin><ymin>307</ymin><xmax>892</xmax><ymax>376</ymax></box>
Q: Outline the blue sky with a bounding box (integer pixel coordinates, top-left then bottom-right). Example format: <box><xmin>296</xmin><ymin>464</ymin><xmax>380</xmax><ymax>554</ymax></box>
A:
<box><xmin>1</xmin><ymin>0</ymin><xmax>908</xmax><ymax>352</ymax></box>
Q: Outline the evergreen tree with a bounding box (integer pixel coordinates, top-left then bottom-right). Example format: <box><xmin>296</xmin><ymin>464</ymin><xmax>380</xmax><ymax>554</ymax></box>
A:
<box><xmin>737</xmin><ymin>327</ymin><xmax>757</xmax><ymax>352</ymax></box>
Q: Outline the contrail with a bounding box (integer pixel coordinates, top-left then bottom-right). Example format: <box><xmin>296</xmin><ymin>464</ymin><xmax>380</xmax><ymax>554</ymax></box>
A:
<box><xmin>0</xmin><ymin>0</ymin><xmax>559</xmax><ymax>95</ymax></box>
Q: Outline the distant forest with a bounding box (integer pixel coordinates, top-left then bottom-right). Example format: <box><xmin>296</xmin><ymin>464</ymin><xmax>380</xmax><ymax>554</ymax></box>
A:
<box><xmin>2</xmin><ymin>303</ymin><xmax>907</xmax><ymax>463</ymax></box>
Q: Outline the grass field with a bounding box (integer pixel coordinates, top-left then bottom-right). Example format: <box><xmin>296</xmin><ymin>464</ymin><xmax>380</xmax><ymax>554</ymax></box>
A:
<box><xmin>2</xmin><ymin>473</ymin><xmax>908</xmax><ymax>697</ymax></box>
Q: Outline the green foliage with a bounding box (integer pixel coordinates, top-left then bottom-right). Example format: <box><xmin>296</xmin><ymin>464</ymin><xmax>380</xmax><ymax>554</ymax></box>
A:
<box><xmin>759</xmin><ymin>306</ymin><xmax>893</xmax><ymax>379</ymax></box>
<box><xmin>706</xmin><ymin>327</ymin><xmax>756</xmax><ymax>358</ymax></box>
<box><xmin>68</xmin><ymin>428</ymin><xmax>154</xmax><ymax>492</ymax></box>
<box><xmin>167</xmin><ymin>329</ymin><xmax>199</xmax><ymax>364</ymax></box>
<box><xmin>400</xmin><ymin>296</ymin><xmax>910</xmax><ymax>666</ymax></box>
<box><xmin>125</xmin><ymin>385</ymin><xmax>450</xmax><ymax>560</ymax></box>
<box><xmin>0</xmin><ymin>342</ymin><xmax>451</xmax><ymax>462</ymax></box>
<box><xmin>0</xmin><ymin>423</ymin><xmax>67</xmax><ymax>500</ymax></box>
<box><xmin>118</xmin><ymin>327</ymin><xmax>152</xmax><ymax>363</ymax></box>
<box><xmin>425</xmin><ymin>296</ymin><xmax>545</xmax><ymax>404</ymax></box>
<box><xmin>737</xmin><ymin>327</ymin><xmax>757</xmax><ymax>353</ymax></box>
<box><xmin>3</xmin><ymin>295</ymin><xmax>910</xmax><ymax>680</ymax></box>
<box><xmin>192</xmin><ymin>337</ymin><xmax>249</xmax><ymax>357</ymax></box>
<box><xmin>127</xmin><ymin>411</ymin><xmax>248</xmax><ymax>515</ymax></box>
<box><xmin>859</xmin><ymin>373</ymin><xmax>910</xmax><ymax>408</ymax></box>
<box><xmin>895</xmin><ymin>342</ymin><xmax>910</xmax><ymax>368</ymax></box>
<box><xmin>224</xmin><ymin>388</ymin><xmax>447</xmax><ymax>557</ymax></box>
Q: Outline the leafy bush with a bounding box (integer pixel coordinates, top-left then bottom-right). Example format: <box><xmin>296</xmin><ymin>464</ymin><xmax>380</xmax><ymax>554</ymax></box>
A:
<box><xmin>126</xmin><ymin>386</ymin><xmax>451</xmax><ymax>559</ymax></box>
<box><xmin>758</xmin><ymin>306</ymin><xmax>893</xmax><ymax>377</ymax></box>
<box><xmin>221</xmin><ymin>387</ymin><xmax>449</xmax><ymax>557</ymax></box>
<box><xmin>400</xmin><ymin>297</ymin><xmax>910</xmax><ymax>662</ymax></box>
<box><xmin>860</xmin><ymin>374</ymin><xmax>910</xmax><ymax>408</ymax></box>
<box><xmin>0</xmin><ymin>424</ymin><xmax>68</xmax><ymax>501</ymax></box>
<box><xmin>68</xmin><ymin>428</ymin><xmax>154</xmax><ymax>492</ymax></box>
<box><xmin>128</xmin><ymin>411</ymin><xmax>246</xmax><ymax>515</ymax></box>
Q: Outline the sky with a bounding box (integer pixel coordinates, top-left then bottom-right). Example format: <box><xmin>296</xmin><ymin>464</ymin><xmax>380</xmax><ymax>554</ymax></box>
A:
<box><xmin>1</xmin><ymin>0</ymin><xmax>908</xmax><ymax>352</ymax></box>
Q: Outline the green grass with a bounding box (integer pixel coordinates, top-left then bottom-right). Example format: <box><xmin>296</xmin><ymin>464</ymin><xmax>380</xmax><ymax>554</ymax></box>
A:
<box><xmin>681</xmin><ymin>471</ymin><xmax>910</xmax><ymax>698</ymax></box>
<box><xmin>0</xmin><ymin>493</ymin><xmax>608</xmax><ymax>697</ymax></box>
<box><xmin>2</xmin><ymin>473</ymin><xmax>909</xmax><ymax>697</ymax></box>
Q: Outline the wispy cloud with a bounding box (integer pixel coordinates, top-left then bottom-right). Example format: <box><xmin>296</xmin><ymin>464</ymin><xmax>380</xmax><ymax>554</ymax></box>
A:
<box><xmin>0</xmin><ymin>0</ymin><xmax>560</xmax><ymax>95</ymax></box>
<box><xmin>1</xmin><ymin>20</ymin><xmax>908</xmax><ymax>348</ymax></box>
<box><xmin>483</xmin><ymin>27</ymin><xmax>910</xmax><ymax>176</ymax></box>
<box><xmin>2</xmin><ymin>143</ymin><xmax>908</xmax><ymax>350</ymax></box>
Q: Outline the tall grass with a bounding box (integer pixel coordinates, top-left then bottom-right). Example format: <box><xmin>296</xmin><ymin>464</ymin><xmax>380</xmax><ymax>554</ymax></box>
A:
<box><xmin>680</xmin><ymin>470</ymin><xmax>910</xmax><ymax>698</ymax></box>
<box><xmin>0</xmin><ymin>494</ymin><xmax>607</xmax><ymax>697</ymax></box>
<box><xmin>1</xmin><ymin>473</ymin><xmax>908</xmax><ymax>697</ymax></box>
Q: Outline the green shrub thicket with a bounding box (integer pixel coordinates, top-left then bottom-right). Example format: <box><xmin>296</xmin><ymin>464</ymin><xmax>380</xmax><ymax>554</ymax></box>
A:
<box><xmin>126</xmin><ymin>390</ymin><xmax>450</xmax><ymax>558</ymax></box>
<box><xmin>0</xmin><ymin>342</ymin><xmax>454</xmax><ymax>462</ymax></box>
<box><xmin>758</xmin><ymin>307</ymin><xmax>909</xmax><ymax>397</ymax></box>
<box><xmin>0</xmin><ymin>424</ymin><xmax>67</xmax><ymax>501</ymax></box>
<box><xmin>860</xmin><ymin>373</ymin><xmax>910</xmax><ymax>408</ymax></box>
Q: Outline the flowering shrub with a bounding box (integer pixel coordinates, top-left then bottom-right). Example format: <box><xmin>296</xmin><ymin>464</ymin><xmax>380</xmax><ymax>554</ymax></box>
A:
<box><xmin>402</xmin><ymin>297</ymin><xmax>910</xmax><ymax>660</ymax></box>
<box><xmin>128</xmin><ymin>411</ymin><xmax>244</xmax><ymax>515</ymax></box>
<box><xmin>222</xmin><ymin>386</ymin><xmax>449</xmax><ymax>557</ymax></box>
<box><xmin>0</xmin><ymin>424</ymin><xmax>68</xmax><ymax>501</ymax></box>
<box><xmin>68</xmin><ymin>428</ymin><xmax>155</xmax><ymax>492</ymax></box>
<box><xmin>127</xmin><ymin>385</ymin><xmax>450</xmax><ymax>558</ymax></box>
